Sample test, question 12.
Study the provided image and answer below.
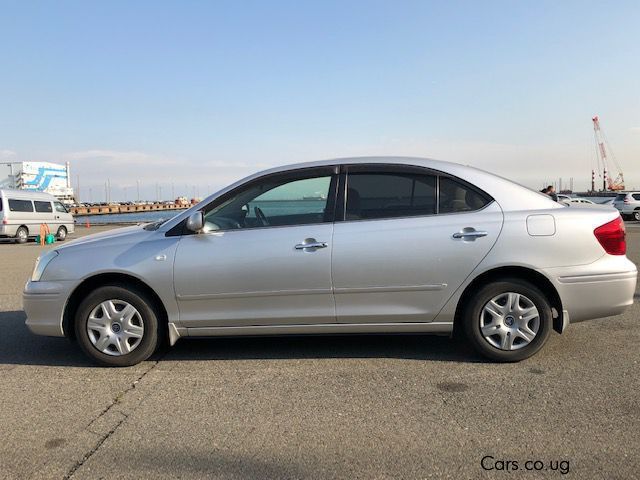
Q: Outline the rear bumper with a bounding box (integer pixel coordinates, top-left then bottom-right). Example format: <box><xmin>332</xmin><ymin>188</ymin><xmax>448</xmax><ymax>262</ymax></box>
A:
<box><xmin>23</xmin><ymin>280</ymin><xmax>76</xmax><ymax>337</ymax></box>
<box><xmin>543</xmin><ymin>257</ymin><xmax>637</xmax><ymax>324</ymax></box>
<box><xmin>616</xmin><ymin>206</ymin><xmax>639</xmax><ymax>215</ymax></box>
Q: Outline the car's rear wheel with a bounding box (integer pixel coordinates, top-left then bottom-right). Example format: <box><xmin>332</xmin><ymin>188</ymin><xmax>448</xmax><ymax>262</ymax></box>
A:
<box><xmin>74</xmin><ymin>285</ymin><xmax>160</xmax><ymax>366</ymax></box>
<box><xmin>462</xmin><ymin>278</ymin><xmax>552</xmax><ymax>362</ymax></box>
<box><xmin>56</xmin><ymin>226</ymin><xmax>67</xmax><ymax>241</ymax></box>
<box><xmin>15</xmin><ymin>226</ymin><xmax>28</xmax><ymax>244</ymax></box>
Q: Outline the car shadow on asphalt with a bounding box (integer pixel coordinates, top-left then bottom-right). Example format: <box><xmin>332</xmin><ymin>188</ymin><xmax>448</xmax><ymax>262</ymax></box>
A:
<box><xmin>166</xmin><ymin>333</ymin><xmax>482</xmax><ymax>363</ymax></box>
<box><xmin>0</xmin><ymin>310</ymin><xmax>94</xmax><ymax>367</ymax></box>
<box><xmin>0</xmin><ymin>310</ymin><xmax>483</xmax><ymax>366</ymax></box>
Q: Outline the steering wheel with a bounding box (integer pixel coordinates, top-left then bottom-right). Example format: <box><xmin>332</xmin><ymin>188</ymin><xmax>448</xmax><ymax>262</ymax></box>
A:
<box><xmin>254</xmin><ymin>206</ymin><xmax>269</xmax><ymax>226</ymax></box>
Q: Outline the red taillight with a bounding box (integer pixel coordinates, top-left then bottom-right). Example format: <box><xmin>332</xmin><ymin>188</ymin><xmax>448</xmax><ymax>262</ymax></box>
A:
<box><xmin>594</xmin><ymin>216</ymin><xmax>626</xmax><ymax>255</ymax></box>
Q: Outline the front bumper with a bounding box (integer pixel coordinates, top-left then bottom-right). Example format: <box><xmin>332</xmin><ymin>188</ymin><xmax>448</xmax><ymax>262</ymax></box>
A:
<box><xmin>23</xmin><ymin>280</ymin><xmax>76</xmax><ymax>337</ymax></box>
<box><xmin>543</xmin><ymin>256</ymin><xmax>637</xmax><ymax>324</ymax></box>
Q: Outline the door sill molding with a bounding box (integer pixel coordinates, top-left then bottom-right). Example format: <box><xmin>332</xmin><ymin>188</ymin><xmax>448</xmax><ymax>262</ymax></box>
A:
<box><xmin>183</xmin><ymin>322</ymin><xmax>453</xmax><ymax>338</ymax></box>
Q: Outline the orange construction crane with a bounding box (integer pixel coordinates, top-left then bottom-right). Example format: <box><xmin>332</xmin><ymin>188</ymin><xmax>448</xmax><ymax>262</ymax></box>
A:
<box><xmin>592</xmin><ymin>115</ymin><xmax>625</xmax><ymax>191</ymax></box>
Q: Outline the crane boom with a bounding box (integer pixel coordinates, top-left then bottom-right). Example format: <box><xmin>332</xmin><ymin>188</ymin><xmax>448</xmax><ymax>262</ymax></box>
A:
<box><xmin>592</xmin><ymin>115</ymin><xmax>625</xmax><ymax>191</ymax></box>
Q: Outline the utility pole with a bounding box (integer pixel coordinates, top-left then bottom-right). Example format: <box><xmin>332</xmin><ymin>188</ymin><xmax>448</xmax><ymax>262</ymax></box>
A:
<box><xmin>159</xmin><ymin>185</ymin><xmax>163</xmax><ymax>202</ymax></box>
<box><xmin>104</xmin><ymin>182</ymin><xmax>108</xmax><ymax>203</ymax></box>
<box><xmin>76</xmin><ymin>174</ymin><xmax>80</xmax><ymax>203</ymax></box>
<box><xmin>107</xmin><ymin>178</ymin><xmax>111</xmax><ymax>204</ymax></box>
<box><xmin>136</xmin><ymin>180</ymin><xmax>140</xmax><ymax>203</ymax></box>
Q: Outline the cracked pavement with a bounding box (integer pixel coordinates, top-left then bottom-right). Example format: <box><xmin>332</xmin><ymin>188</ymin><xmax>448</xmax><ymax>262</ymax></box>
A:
<box><xmin>1</xmin><ymin>225</ymin><xmax>639</xmax><ymax>479</ymax></box>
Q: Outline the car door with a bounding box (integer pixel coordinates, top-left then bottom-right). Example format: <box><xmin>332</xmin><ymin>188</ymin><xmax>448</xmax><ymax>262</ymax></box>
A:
<box><xmin>33</xmin><ymin>200</ymin><xmax>55</xmax><ymax>230</ymax></box>
<box><xmin>173</xmin><ymin>166</ymin><xmax>338</xmax><ymax>328</ymax></box>
<box><xmin>332</xmin><ymin>165</ymin><xmax>503</xmax><ymax>324</ymax></box>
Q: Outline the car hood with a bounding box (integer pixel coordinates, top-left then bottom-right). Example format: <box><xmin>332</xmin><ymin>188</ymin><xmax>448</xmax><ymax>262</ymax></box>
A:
<box><xmin>56</xmin><ymin>225</ymin><xmax>152</xmax><ymax>251</ymax></box>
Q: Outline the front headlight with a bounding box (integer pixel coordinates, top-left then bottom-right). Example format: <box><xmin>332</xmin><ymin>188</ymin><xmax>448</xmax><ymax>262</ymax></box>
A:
<box><xmin>31</xmin><ymin>250</ymin><xmax>59</xmax><ymax>282</ymax></box>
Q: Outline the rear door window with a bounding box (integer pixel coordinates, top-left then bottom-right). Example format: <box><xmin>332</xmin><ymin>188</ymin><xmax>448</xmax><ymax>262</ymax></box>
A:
<box><xmin>345</xmin><ymin>173</ymin><xmax>437</xmax><ymax>220</ymax></box>
<box><xmin>439</xmin><ymin>177</ymin><xmax>491</xmax><ymax>213</ymax></box>
<box><xmin>34</xmin><ymin>201</ymin><xmax>53</xmax><ymax>213</ymax></box>
<box><xmin>632</xmin><ymin>194</ymin><xmax>640</xmax><ymax>201</ymax></box>
<box><xmin>8</xmin><ymin>199</ymin><xmax>34</xmax><ymax>212</ymax></box>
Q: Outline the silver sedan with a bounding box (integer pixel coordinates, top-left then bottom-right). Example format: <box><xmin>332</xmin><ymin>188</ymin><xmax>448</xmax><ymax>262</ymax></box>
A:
<box><xmin>23</xmin><ymin>157</ymin><xmax>637</xmax><ymax>366</ymax></box>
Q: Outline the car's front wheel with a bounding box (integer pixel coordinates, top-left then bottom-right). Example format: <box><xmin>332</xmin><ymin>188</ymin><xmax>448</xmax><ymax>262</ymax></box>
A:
<box><xmin>74</xmin><ymin>285</ymin><xmax>160</xmax><ymax>366</ymax></box>
<box><xmin>634</xmin><ymin>210</ymin><xmax>640</xmax><ymax>222</ymax></box>
<box><xmin>462</xmin><ymin>278</ymin><xmax>552</xmax><ymax>362</ymax></box>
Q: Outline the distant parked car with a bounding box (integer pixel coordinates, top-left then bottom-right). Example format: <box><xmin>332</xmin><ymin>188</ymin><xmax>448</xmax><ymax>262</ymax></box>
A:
<box><xmin>567</xmin><ymin>198</ymin><xmax>594</xmax><ymax>205</ymax></box>
<box><xmin>613</xmin><ymin>192</ymin><xmax>640</xmax><ymax>221</ymax></box>
<box><xmin>0</xmin><ymin>189</ymin><xmax>75</xmax><ymax>243</ymax></box>
<box><xmin>23</xmin><ymin>157</ymin><xmax>637</xmax><ymax>366</ymax></box>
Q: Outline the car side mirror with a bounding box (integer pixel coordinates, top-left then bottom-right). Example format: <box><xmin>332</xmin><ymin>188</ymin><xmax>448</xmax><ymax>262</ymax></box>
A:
<box><xmin>185</xmin><ymin>211</ymin><xmax>204</xmax><ymax>233</ymax></box>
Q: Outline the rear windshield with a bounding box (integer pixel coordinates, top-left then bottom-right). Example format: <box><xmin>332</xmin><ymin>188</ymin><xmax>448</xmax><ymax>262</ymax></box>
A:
<box><xmin>615</xmin><ymin>194</ymin><xmax>626</xmax><ymax>201</ymax></box>
<box><xmin>8</xmin><ymin>199</ymin><xmax>34</xmax><ymax>212</ymax></box>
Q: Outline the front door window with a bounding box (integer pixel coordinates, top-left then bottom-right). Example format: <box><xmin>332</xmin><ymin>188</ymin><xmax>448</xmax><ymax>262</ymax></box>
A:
<box><xmin>204</xmin><ymin>174</ymin><xmax>334</xmax><ymax>231</ymax></box>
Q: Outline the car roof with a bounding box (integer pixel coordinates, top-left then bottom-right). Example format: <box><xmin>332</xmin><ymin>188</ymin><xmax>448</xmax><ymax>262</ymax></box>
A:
<box><xmin>0</xmin><ymin>189</ymin><xmax>58</xmax><ymax>201</ymax></box>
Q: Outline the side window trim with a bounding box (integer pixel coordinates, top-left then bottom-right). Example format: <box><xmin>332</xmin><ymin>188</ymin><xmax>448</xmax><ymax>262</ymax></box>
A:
<box><xmin>336</xmin><ymin>164</ymin><xmax>493</xmax><ymax>223</ymax></box>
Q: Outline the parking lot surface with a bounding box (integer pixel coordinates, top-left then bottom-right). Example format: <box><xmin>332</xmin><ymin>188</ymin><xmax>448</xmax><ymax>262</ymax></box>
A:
<box><xmin>1</xmin><ymin>224</ymin><xmax>639</xmax><ymax>479</ymax></box>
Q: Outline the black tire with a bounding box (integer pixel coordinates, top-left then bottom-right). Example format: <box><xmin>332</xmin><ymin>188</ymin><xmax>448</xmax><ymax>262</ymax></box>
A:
<box><xmin>56</xmin><ymin>226</ymin><xmax>67</xmax><ymax>241</ymax></box>
<box><xmin>634</xmin><ymin>211</ymin><xmax>640</xmax><ymax>222</ymax></box>
<box><xmin>462</xmin><ymin>278</ymin><xmax>552</xmax><ymax>362</ymax></box>
<box><xmin>74</xmin><ymin>285</ymin><xmax>160</xmax><ymax>367</ymax></box>
<box><xmin>15</xmin><ymin>226</ymin><xmax>28</xmax><ymax>244</ymax></box>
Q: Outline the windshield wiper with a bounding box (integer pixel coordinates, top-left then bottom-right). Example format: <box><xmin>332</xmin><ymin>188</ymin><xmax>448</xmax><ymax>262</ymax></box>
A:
<box><xmin>143</xmin><ymin>220</ymin><xmax>164</xmax><ymax>231</ymax></box>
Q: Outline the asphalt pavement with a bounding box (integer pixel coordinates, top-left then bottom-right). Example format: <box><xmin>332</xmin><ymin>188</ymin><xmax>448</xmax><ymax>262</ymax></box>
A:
<box><xmin>1</xmin><ymin>224</ymin><xmax>639</xmax><ymax>479</ymax></box>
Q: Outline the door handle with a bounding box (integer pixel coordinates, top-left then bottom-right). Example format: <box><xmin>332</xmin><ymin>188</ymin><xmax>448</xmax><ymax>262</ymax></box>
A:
<box><xmin>452</xmin><ymin>228</ymin><xmax>488</xmax><ymax>240</ymax></box>
<box><xmin>295</xmin><ymin>239</ymin><xmax>328</xmax><ymax>250</ymax></box>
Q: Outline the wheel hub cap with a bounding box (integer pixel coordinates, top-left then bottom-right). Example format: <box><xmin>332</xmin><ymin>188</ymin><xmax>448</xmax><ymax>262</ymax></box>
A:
<box><xmin>86</xmin><ymin>299</ymin><xmax>144</xmax><ymax>356</ymax></box>
<box><xmin>479</xmin><ymin>292</ymin><xmax>540</xmax><ymax>351</ymax></box>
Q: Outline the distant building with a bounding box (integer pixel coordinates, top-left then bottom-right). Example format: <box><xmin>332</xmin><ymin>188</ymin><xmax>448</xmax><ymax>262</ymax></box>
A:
<box><xmin>0</xmin><ymin>161</ymin><xmax>75</xmax><ymax>204</ymax></box>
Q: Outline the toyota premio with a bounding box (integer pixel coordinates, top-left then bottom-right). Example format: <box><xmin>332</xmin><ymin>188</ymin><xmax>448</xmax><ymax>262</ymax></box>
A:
<box><xmin>23</xmin><ymin>157</ymin><xmax>637</xmax><ymax>366</ymax></box>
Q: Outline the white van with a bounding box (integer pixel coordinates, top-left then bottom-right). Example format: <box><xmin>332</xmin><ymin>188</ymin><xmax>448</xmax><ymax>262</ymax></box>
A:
<box><xmin>0</xmin><ymin>189</ymin><xmax>75</xmax><ymax>243</ymax></box>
